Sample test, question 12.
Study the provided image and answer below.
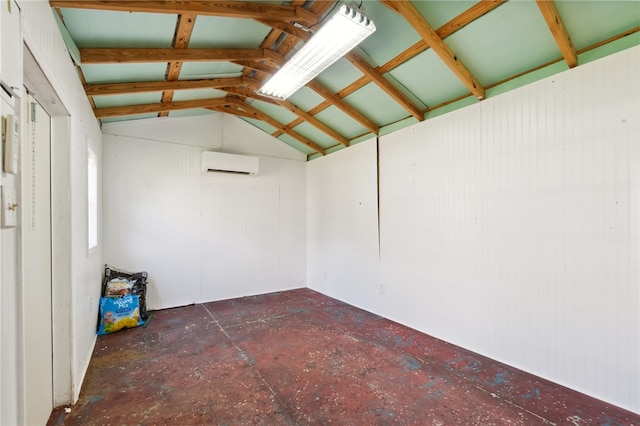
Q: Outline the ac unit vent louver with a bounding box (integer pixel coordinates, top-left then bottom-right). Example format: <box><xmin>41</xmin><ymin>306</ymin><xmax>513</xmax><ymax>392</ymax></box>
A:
<box><xmin>201</xmin><ymin>151</ymin><xmax>259</xmax><ymax>176</ymax></box>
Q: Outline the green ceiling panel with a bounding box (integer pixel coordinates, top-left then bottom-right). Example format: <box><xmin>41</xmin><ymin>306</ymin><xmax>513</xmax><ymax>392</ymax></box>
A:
<box><xmin>277</xmin><ymin>134</ymin><xmax>316</xmax><ymax>156</ymax></box>
<box><xmin>54</xmin><ymin>0</ymin><xmax>639</xmax><ymax>158</ymax></box>
<box><xmin>343</xmin><ymin>82</ymin><xmax>408</xmax><ymax>126</ymax></box>
<box><xmin>100</xmin><ymin>113</ymin><xmax>158</xmax><ymax>124</ymax></box>
<box><xmin>388</xmin><ymin>49</ymin><xmax>469</xmax><ymax>108</ymax></box>
<box><xmin>168</xmin><ymin>109</ymin><xmax>217</xmax><ymax>118</ymax></box>
<box><xmin>314</xmin><ymin>105</ymin><xmax>369</xmax><ymax>140</ymax></box>
<box><xmin>411</xmin><ymin>1</ymin><xmax>477</xmax><ymax>30</ymax></box>
<box><xmin>357</xmin><ymin>1</ymin><xmax>421</xmax><ymax>66</ymax></box>
<box><xmin>189</xmin><ymin>16</ymin><xmax>271</xmax><ymax>48</ymax></box>
<box><xmin>290</xmin><ymin>121</ymin><xmax>337</xmax><ymax>150</ymax></box>
<box><xmin>444</xmin><ymin>1</ymin><xmax>559</xmax><ymax>85</ymax></box>
<box><xmin>60</xmin><ymin>9</ymin><xmax>175</xmax><ymax>48</ymax></box>
<box><xmin>578</xmin><ymin>33</ymin><xmax>640</xmax><ymax>65</ymax></box>
<box><xmin>288</xmin><ymin>87</ymin><xmax>325</xmax><ymax>112</ymax></box>
<box><xmin>81</xmin><ymin>63</ymin><xmax>168</xmax><ymax>84</ymax></box>
<box><xmin>315</xmin><ymin>57</ymin><xmax>363</xmax><ymax>93</ymax></box>
<box><xmin>93</xmin><ymin>92</ymin><xmax>163</xmax><ymax>109</ymax></box>
<box><xmin>241</xmin><ymin>117</ymin><xmax>278</xmax><ymax>136</ymax></box>
<box><xmin>179</xmin><ymin>62</ymin><xmax>244</xmax><ymax>80</ymax></box>
<box><xmin>556</xmin><ymin>1</ymin><xmax>640</xmax><ymax>50</ymax></box>
<box><xmin>172</xmin><ymin>88</ymin><xmax>227</xmax><ymax>101</ymax></box>
<box><xmin>250</xmin><ymin>100</ymin><xmax>298</xmax><ymax>125</ymax></box>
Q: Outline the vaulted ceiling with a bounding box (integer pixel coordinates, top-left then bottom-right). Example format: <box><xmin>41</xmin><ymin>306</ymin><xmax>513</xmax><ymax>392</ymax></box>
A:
<box><xmin>50</xmin><ymin>0</ymin><xmax>640</xmax><ymax>159</ymax></box>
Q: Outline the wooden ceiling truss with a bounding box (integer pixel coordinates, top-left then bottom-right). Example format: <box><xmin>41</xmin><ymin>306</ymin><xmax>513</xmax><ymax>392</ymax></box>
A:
<box><xmin>53</xmin><ymin>0</ymin><xmax>636</xmax><ymax>156</ymax></box>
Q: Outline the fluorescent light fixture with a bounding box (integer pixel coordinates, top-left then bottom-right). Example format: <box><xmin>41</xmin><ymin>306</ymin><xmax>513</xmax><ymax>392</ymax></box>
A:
<box><xmin>258</xmin><ymin>4</ymin><xmax>376</xmax><ymax>100</ymax></box>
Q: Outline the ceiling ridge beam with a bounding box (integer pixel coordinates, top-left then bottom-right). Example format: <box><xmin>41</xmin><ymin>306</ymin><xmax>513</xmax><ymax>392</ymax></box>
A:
<box><xmin>535</xmin><ymin>0</ymin><xmax>578</xmax><ymax>68</ymax></box>
<box><xmin>94</xmin><ymin>97</ymin><xmax>232</xmax><ymax>118</ymax></box>
<box><xmin>381</xmin><ymin>0</ymin><xmax>486</xmax><ymax>100</ymax></box>
<box><xmin>225</xmin><ymin>99</ymin><xmax>326</xmax><ymax>155</ymax></box>
<box><xmin>346</xmin><ymin>52</ymin><xmax>424</xmax><ymax>122</ymax></box>
<box><xmin>49</xmin><ymin>1</ymin><xmax>319</xmax><ymax>26</ymax></box>
<box><xmin>80</xmin><ymin>48</ymin><xmax>276</xmax><ymax>64</ymax></box>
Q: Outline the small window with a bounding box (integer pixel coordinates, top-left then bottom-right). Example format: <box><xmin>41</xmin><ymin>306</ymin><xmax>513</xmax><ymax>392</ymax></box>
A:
<box><xmin>87</xmin><ymin>141</ymin><xmax>98</xmax><ymax>251</ymax></box>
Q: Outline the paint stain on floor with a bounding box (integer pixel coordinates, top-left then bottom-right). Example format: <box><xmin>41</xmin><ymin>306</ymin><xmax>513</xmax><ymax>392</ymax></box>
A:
<box><xmin>47</xmin><ymin>288</ymin><xmax>639</xmax><ymax>425</ymax></box>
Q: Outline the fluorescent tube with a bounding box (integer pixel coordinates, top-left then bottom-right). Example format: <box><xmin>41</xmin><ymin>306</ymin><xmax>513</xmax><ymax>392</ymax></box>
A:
<box><xmin>258</xmin><ymin>4</ymin><xmax>376</xmax><ymax>100</ymax></box>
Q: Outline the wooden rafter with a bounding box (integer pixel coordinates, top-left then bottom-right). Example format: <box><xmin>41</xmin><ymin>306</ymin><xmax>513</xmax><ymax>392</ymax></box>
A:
<box><xmin>85</xmin><ymin>77</ymin><xmax>258</xmax><ymax>97</ymax></box>
<box><xmin>380</xmin><ymin>0</ymin><xmax>486</xmax><ymax>100</ymax></box>
<box><xmin>242</xmin><ymin>0</ymin><xmax>308</xmax><ymax>82</ymax></box>
<box><xmin>381</xmin><ymin>1</ymin><xmax>506</xmax><ymax>73</ymax></box>
<box><xmin>273</xmin><ymin>0</ymin><xmax>501</xmax><ymax>138</ymax></box>
<box><xmin>308</xmin><ymin>81</ymin><xmax>379</xmax><ymax>135</ymax></box>
<box><xmin>255</xmin><ymin>20</ymin><xmax>310</xmax><ymax>42</ymax></box>
<box><xmin>248</xmin><ymin>1</ymin><xmax>342</xmax><ymax>141</ymax></box>
<box><xmin>80</xmin><ymin>48</ymin><xmax>280</xmax><ymax>64</ymax></box>
<box><xmin>224</xmin><ymin>88</ymin><xmax>349</xmax><ymax>147</ymax></box>
<box><xmin>160</xmin><ymin>13</ymin><xmax>197</xmax><ymax>117</ymax></box>
<box><xmin>536</xmin><ymin>0</ymin><xmax>578</xmax><ymax>68</ymax></box>
<box><xmin>236</xmin><ymin>60</ymin><xmax>379</xmax><ymax>135</ymax></box>
<box><xmin>49</xmin><ymin>1</ymin><xmax>318</xmax><ymax>26</ymax></box>
<box><xmin>94</xmin><ymin>97</ymin><xmax>232</xmax><ymax>119</ymax></box>
<box><xmin>274</xmin><ymin>99</ymin><xmax>349</xmax><ymax>147</ymax></box>
<box><xmin>222</xmin><ymin>99</ymin><xmax>326</xmax><ymax>155</ymax></box>
<box><xmin>345</xmin><ymin>52</ymin><xmax>424</xmax><ymax>122</ymax></box>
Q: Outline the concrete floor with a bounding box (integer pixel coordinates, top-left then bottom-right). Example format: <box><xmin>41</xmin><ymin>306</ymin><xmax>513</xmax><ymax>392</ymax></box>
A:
<box><xmin>48</xmin><ymin>288</ymin><xmax>638</xmax><ymax>425</ymax></box>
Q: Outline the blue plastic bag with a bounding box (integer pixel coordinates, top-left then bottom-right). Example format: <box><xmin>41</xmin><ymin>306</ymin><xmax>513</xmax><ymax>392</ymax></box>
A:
<box><xmin>97</xmin><ymin>295</ymin><xmax>143</xmax><ymax>335</ymax></box>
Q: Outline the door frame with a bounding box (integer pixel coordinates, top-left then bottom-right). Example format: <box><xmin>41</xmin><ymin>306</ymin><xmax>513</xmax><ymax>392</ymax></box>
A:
<box><xmin>22</xmin><ymin>46</ymin><xmax>73</xmax><ymax>408</ymax></box>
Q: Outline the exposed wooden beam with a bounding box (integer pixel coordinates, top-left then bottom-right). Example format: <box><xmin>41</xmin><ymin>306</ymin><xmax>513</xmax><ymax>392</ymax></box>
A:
<box><xmin>292</xmin><ymin>0</ymin><xmax>504</xmax><ymax>119</ymax></box>
<box><xmin>274</xmin><ymin>99</ymin><xmax>349</xmax><ymax>147</ymax></box>
<box><xmin>242</xmin><ymin>0</ymin><xmax>308</xmax><ymax>81</ymax></box>
<box><xmin>224</xmin><ymin>99</ymin><xmax>326</xmax><ymax>155</ymax></box>
<box><xmin>225</xmin><ymin>89</ymin><xmax>349</xmax><ymax>147</ymax></box>
<box><xmin>307</xmin><ymin>81</ymin><xmax>379</xmax><ymax>135</ymax></box>
<box><xmin>80</xmin><ymin>48</ymin><xmax>279</xmax><ymax>64</ymax></box>
<box><xmin>345</xmin><ymin>52</ymin><xmax>424</xmax><ymax>122</ymax></box>
<box><xmin>234</xmin><ymin>60</ymin><xmax>279</xmax><ymax>76</ymax></box>
<box><xmin>49</xmin><ymin>1</ymin><xmax>318</xmax><ymax>26</ymax></box>
<box><xmin>536</xmin><ymin>0</ymin><xmax>578</xmax><ymax>68</ymax></box>
<box><xmin>380</xmin><ymin>0</ymin><xmax>486</xmax><ymax>100</ymax></box>
<box><xmin>210</xmin><ymin>105</ymin><xmax>255</xmax><ymax>119</ymax></box>
<box><xmin>381</xmin><ymin>1</ymin><xmax>506</xmax><ymax>74</ymax></box>
<box><xmin>160</xmin><ymin>13</ymin><xmax>197</xmax><ymax>117</ymax></box>
<box><xmin>272</xmin><ymin>0</ymin><xmax>501</xmax><ymax>138</ymax></box>
<box><xmin>94</xmin><ymin>97</ymin><xmax>232</xmax><ymax>119</ymax></box>
<box><xmin>236</xmin><ymin>60</ymin><xmax>379</xmax><ymax>135</ymax></box>
<box><xmin>256</xmin><ymin>20</ymin><xmax>311</xmax><ymax>42</ymax></box>
<box><xmin>85</xmin><ymin>77</ymin><xmax>258</xmax><ymax>96</ymax></box>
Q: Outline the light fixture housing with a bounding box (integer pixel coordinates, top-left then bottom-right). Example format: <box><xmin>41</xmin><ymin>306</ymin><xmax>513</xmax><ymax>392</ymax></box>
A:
<box><xmin>258</xmin><ymin>4</ymin><xmax>376</xmax><ymax>100</ymax></box>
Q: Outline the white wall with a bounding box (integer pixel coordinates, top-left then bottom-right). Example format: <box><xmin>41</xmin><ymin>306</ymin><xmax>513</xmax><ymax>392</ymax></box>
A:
<box><xmin>307</xmin><ymin>138</ymin><xmax>381</xmax><ymax>309</ymax></box>
<box><xmin>1</xmin><ymin>5</ymin><xmax>23</xmax><ymax>425</ymax></box>
<box><xmin>307</xmin><ymin>46</ymin><xmax>640</xmax><ymax>413</ymax></box>
<box><xmin>103</xmin><ymin>114</ymin><xmax>307</xmax><ymax>309</ymax></box>
<box><xmin>1</xmin><ymin>0</ymin><xmax>103</xmax><ymax>423</ymax></box>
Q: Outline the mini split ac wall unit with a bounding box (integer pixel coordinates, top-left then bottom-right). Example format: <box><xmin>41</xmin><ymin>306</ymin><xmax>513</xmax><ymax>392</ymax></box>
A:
<box><xmin>201</xmin><ymin>151</ymin><xmax>259</xmax><ymax>176</ymax></box>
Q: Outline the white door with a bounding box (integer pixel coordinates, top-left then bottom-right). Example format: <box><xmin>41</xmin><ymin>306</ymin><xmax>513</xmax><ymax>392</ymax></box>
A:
<box><xmin>21</xmin><ymin>90</ymin><xmax>53</xmax><ymax>425</ymax></box>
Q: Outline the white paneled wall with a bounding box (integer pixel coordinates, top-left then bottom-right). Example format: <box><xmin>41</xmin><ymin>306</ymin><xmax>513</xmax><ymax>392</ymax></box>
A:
<box><xmin>307</xmin><ymin>139</ymin><xmax>380</xmax><ymax>309</ymax></box>
<box><xmin>1</xmin><ymin>0</ymin><xmax>103</xmax><ymax>422</ymax></box>
<box><xmin>103</xmin><ymin>114</ymin><xmax>307</xmax><ymax>309</ymax></box>
<box><xmin>307</xmin><ymin>46</ymin><xmax>639</xmax><ymax>413</ymax></box>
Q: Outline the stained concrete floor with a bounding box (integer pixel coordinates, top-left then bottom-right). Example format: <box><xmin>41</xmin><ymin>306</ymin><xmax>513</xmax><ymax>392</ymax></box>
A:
<box><xmin>48</xmin><ymin>288</ymin><xmax>638</xmax><ymax>425</ymax></box>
